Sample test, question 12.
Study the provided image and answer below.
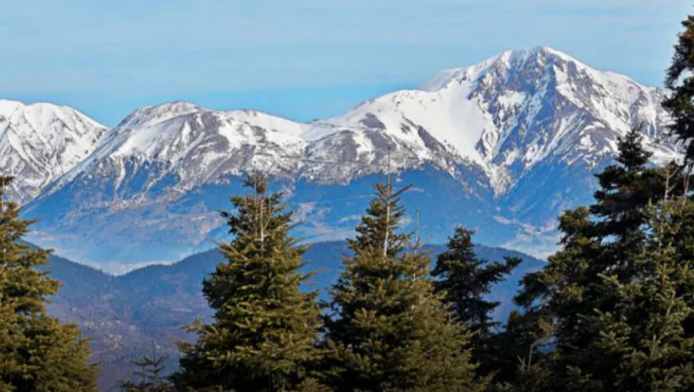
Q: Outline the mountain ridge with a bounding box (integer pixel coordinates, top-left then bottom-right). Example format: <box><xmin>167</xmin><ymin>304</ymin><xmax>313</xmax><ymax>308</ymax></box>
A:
<box><xmin>0</xmin><ymin>99</ymin><xmax>108</xmax><ymax>204</ymax></box>
<box><xmin>21</xmin><ymin>46</ymin><xmax>677</xmax><ymax>203</ymax></box>
<box><xmin>7</xmin><ymin>46</ymin><xmax>681</xmax><ymax>269</ymax></box>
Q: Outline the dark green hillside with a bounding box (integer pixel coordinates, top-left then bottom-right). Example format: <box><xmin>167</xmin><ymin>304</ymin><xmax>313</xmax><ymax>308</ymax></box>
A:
<box><xmin>41</xmin><ymin>241</ymin><xmax>543</xmax><ymax>391</ymax></box>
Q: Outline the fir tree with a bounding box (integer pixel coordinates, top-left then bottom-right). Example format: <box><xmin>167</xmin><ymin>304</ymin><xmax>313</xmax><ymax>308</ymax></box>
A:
<box><xmin>664</xmin><ymin>12</ymin><xmax>694</xmax><ymax>162</ymax></box>
<box><xmin>513</xmin><ymin>207</ymin><xmax>600</xmax><ymax>392</ymax></box>
<box><xmin>433</xmin><ymin>226</ymin><xmax>521</xmax><ymax>337</ymax></box>
<box><xmin>171</xmin><ymin>174</ymin><xmax>325</xmax><ymax>392</ymax></box>
<box><xmin>586</xmin><ymin>200</ymin><xmax>694</xmax><ymax>392</ymax></box>
<box><xmin>591</xmin><ymin>126</ymin><xmax>662</xmax><ymax>241</ymax></box>
<box><xmin>589</xmin><ymin>127</ymin><xmax>676</xmax><ymax>274</ymax></box>
<box><xmin>121</xmin><ymin>341</ymin><xmax>172</xmax><ymax>392</ymax></box>
<box><xmin>323</xmin><ymin>178</ymin><xmax>484</xmax><ymax>392</ymax></box>
<box><xmin>0</xmin><ymin>176</ymin><xmax>99</xmax><ymax>392</ymax></box>
<box><xmin>510</xmin><ymin>129</ymin><xmax>678</xmax><ymax>392</ymax></box>
<box><xmin>432</xmin><ymin>226</ymin><xmax>521</xmax><ymax>377</ymax></box>
<box><xmin>489</xmin><ymin>310</ymin><xmax>552</xmax><ymax>392</ymax></box>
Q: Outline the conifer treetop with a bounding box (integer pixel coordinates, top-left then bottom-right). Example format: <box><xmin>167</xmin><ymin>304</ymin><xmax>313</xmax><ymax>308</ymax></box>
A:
<box><xmin>348</xmin><ymin>176</ymin><xmax>412</xmax><ymax>258</ymax></box>
<box><xmin>664</xmin><ymin>13</ymin><xmax>694</xmax><ymax>162</ymax></box>
<box><xmin>173</xmin><ymin>174</ymin><xmax>324</xmax><ymax>392</ymax></box>
<box><xmin>325</xmin><ymin>176</ymin><xmax>484</xmax><ymax>392</ymax></box>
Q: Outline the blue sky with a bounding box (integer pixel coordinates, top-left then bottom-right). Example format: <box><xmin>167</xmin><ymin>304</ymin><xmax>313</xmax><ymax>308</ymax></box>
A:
<box><xmin>1</xmin><ymin>0</ymin><xmax>691</xmax><ymax>126</ymax></box>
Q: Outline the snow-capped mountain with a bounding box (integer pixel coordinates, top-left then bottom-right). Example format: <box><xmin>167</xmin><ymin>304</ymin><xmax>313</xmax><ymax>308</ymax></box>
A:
<box><xmin>0</xmin><ymin>100</ymin><xmax>107</xmax><ymax>204</ymax></box>
<box><xmin>328</xmin><ymin>46</ymin><xmax>678</xmax><ymax>227</ymax></box>
<box><xmin>45</xmin><ymin>101</ymin><xmax>475</xmax><ymax>200</ymax></box>
<box><xmin>49</xmin><ymin>102</ymin><xmax>307</xmax><ymax>198</ymax></box>
<box><xmin>335</xmin><ymin>46</ymin><xmax>676</xmax><ymax>193</ymax></box>
<box><xmin>21</xmin><ymin>46</ymin><xmax>679</xmax><ymax>270</ymax></box>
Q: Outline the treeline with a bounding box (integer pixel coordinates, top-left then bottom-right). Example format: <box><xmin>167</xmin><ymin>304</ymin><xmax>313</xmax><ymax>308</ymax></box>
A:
<box><xmin>5</xmin><ymin>10</ymin><xmax>694</xmax><ymax>392</ymax></box>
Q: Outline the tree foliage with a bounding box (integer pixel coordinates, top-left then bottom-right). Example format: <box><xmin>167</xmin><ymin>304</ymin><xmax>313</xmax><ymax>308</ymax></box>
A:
<box><xmin>323</xmin><ymin>178</ymin><xmax>484</xmax><ymax>392</ymax></box>
<box><xmin>172</xmin><ymin>175</ymin><xmax>325</xmax><ymax>392</ymax></box>
<box><xmin>510</xmin><ymin>129</ymin><xmax>694</xmax><ymax>392</ymax></box>
<box><xmin>664</xmin><ymin>12</ymin><xmax>694</xmax><ymax>162</ymax></box>
<box><xmin>0</xmin><ymin>176</ymin><xmax>99</xmax><ymax>392</ymax></box>
<box><xmin>432</xmin><ymin>226</ymin><xmax>521</xmax><ymax>378</ymax></box>
<box><xmin>121</xmin><ymin>341</ymin><xmax>172</xmax><ymax>392</ymax></box>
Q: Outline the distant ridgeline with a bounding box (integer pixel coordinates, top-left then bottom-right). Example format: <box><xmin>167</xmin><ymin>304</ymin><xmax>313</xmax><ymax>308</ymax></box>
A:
<box><xmin>2</xmin><ymin>46</ymin><xmax>676</xmax><ymax>269</ymax></box>
<box><xmin>40</xmin><ymin>241</ymin><xmax>543</xmax><ymax>392</ymax></box>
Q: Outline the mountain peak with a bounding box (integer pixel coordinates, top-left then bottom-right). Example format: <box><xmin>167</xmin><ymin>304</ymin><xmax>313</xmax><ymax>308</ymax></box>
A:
<box><xmin>0</xmin><ymin>99</ymin><xmax>26</xmax><ymax>116</ymax></box>
<box><xmin>421</xmin><ymin>46</ymin><xmax>584</xmax><ymax>92</ymax></box>
<box><xmin>518</xmin><ymin>45</ymin><xmax>572</xmax><ymax>58</ymax></box>
<box><xmin>149</xmin><ymin>100</ymin><xmax>203</xmax><ymax>113</ymax></box>
<box><xmin>0</xmin><ymin>99</ymin><xmax>108</xmax><ymax>204</ymax></box>
<box><xmin>344</xmin><ymin>45</ymin><xmax>675</xmax><ymax>193</ymax></box>
<box><xmin>495</xmin><ymin>46</ymin><xmax>579</xmax><ymax>66</ymax></box>
<box><xmin>118</xmin><ymin>101</ymin><xmax>205</xmax><ymax>130</ymax></box>
<box><xmin>0</xmin><ymin>98</ymin><xmax>93</xmax><ymax>120</ymax></box>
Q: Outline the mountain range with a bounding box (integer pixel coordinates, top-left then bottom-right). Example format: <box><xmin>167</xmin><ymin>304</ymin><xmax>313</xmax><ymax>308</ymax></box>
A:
<box><xmin>0</xmin><ymin>46</ymin><xmax>680</xmax><ymax>272</ymax></box>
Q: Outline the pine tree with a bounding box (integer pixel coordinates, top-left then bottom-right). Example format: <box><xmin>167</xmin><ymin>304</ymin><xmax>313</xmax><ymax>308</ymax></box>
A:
<box><xmin>323</xmin><ymin>178</ymin><xmax>484</xmax><ymax>392</ymax></box>
<box><xmin>171</xmin><ymin>174</ymin><xmax>326</xmax><ymax>392</ymax></box>
<box><xmin>432</xmin><ymin>226</ymin><xmax>521</xmax><ymax>377</ymax></box>
<box><xmin>0</xmin><ymin>176</ymin><xmax>99</xmax><ymax>392</ymax></box>
<box><xmin>121</xmin><ymin>341</ymin><xmax>172</xmax><ymax>392</ymax></box>
<box><xmin>489</xmin><ymin>310</ymin><xmax>552</xmax><ymax>392</ymax></box>
<box><xmin>591</xmin><ymin>126</ymin><xmax>662</xmax><ymax>240</ymax></box>
<box><xmin>509</xmin><ymin>129</ymin><xmax>678</xmax><ymax>392</ymax></box>
<box><xmin>513</xmin><ymin>206</ymin><xmax>600</xmax><ymax>392</ymax></box>
<box><xmin>585</xmin><ymin>200</ymin><xmax>694</xmax><ymax>392</ymax></box>
<box><xmin>664</xmin><ymin>12</ymin><xmax>694</xmax><ymax>162</ymax></box>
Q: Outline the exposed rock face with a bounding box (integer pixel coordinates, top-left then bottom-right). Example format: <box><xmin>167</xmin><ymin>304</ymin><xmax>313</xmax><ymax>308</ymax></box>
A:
<box><xmin>12</xmin><ymin>47</ymin><xmax>678</xmax><ymax>269</ymax></box>
<box><xmin>0</xmin><ymin>100</ymin><xmax>107</xmax><ymax>204</ymax></box>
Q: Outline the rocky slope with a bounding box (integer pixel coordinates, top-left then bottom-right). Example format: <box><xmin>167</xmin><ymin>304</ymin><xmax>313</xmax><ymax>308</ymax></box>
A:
<box><xmin>0</xmin><ymin>100</ymin><xmax>107</xmax><ymax>204</ymax></box>
<box><xmin>14</xmin><ymin>46</ymin><xmax>679</xmax><ymax>269</ymax></box>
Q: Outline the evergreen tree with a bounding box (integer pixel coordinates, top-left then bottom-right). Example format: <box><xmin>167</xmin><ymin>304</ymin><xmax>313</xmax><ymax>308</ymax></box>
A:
<box><xmin>509</xmin><ymin>129</ymin><xmax>680</xmax><ymax>392</ymax></box>
<box><xmin>591</xmin><ymin>126</ymin><xmax>661</xmax><ymax>240</ymax></box>
<box><xmin>171</xmin><ymin>174</ymin><xmax>325</xmax><ymax>392</ymax></box>
<box><xmin>432</xmin><ymin>226</ymin><xmax>521</xmax><ymax>377</ymax></box>
<box><xmin>121</xmin><ymin>341</ymin><xmax>172</xmax><ymax>392</ymax></box>
<box><xmin>489</xmin><ymin>310</ymin><xmax>552</xmax><ymax>392</ymax></box>
<box><xmin>323</xmin><ymin>178</ymin><xmax>484</xmax><ymax>392</ymax></box>
<box><xmin>585</xmin><ymin>200</ymin><xmax>694</xmax><ymax>392</ymax></box>
<box><xmin>590</xmin><ymin>127</ymin><xmax>676</xmax><ymax>270</ymax></box>
<box><xmin>433</xmin><ymin>226</ymin><xmax>521</xmax><ymax>338</ymax></box>
<box><xmin>664</xmin><ymin>12</ymin><xmax>694</xmax><ymax>162</ymax></box>
<box><xmin>663</xmin><ymin>8</ymin><xmax>694</xmax><ymax>261</ymax></box>
<box><xmin>0</xmin><ymin>176</ymin><xmax>99</xmax><ymax>392</ymax></box>
<box><xmin>513</xmin><ymin>207</ymin><xmax>600</xmax><ymax>392</ymax></box>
